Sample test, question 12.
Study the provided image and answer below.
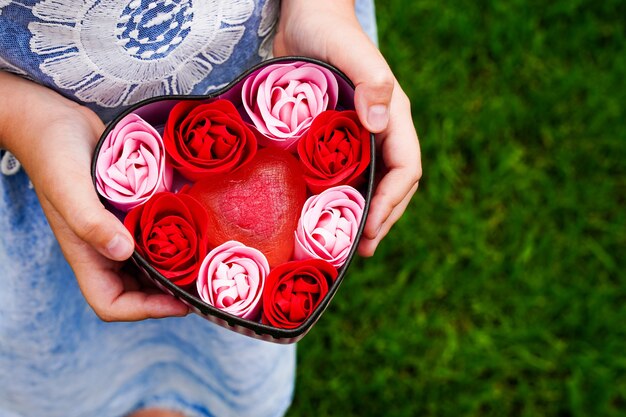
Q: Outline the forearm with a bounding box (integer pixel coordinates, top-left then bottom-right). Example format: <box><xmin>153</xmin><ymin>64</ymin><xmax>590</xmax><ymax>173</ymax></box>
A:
<box><xmin>0</xmin><ymin>71</ymin><xmax>34</xmax><ymax>151</ymax></box>
<box><xmin>0</xmin><ymin>71</ymin><xmax>100</xmax><ymax>166</ymax></box>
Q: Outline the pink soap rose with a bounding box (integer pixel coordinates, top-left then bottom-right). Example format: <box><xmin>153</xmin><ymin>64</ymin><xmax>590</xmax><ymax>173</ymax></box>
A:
<box><xmin>294</xmin><ymin>185</ymin><xmax>365</xmax><ymax>268</ymax></box>
<box><xmin>96</xmin><ymin>113</ymin><xmax>172</xmax><ymax>211</ymax></box>
<box><xmin>242</xmin><ymin>61</ymin><xmax>339</xmax><ymax>151</ymax></box>
<box><xmin>197</xmin><ymin>240</ymin><xmax>270</xmax><ymax>320</ymax></box>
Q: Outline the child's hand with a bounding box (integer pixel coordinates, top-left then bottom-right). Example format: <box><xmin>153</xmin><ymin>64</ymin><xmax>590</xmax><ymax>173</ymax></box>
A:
<box><xmin>275</xmin><ymin>0</ymin><xmax>422</xmax><ymax>256</ymax></box>
<box><xmin>0</xmin><ymin>72</ymin><xmax>189</xmax><ymax>321</ymax></box>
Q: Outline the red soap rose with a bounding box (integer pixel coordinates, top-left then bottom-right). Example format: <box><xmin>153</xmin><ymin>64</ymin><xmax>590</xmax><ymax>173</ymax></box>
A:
<box><xmin>163</xmin><ymin>99</ymin><xmax>257</xmax><ymax>181</ymax></box>
<box><xmin>297</xmin><ymin>110</ymin><xmax>370</xmax><ymax>194</ymax></box>
<box><xmin>262</xmin><ymin>259</ymin><xmax>338</xmax><ymax>329</ymax></box>
<box><xmin>124</xmin><ymin>192</ymin><xmax>209</xmax><ymax>287</ymax></box>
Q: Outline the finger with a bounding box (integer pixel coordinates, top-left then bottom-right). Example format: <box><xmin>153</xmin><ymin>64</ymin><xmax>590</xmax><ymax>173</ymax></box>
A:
<box><xmin>121</xmin><ymin>261</ymin><xmax>160</xmax><ymax>290</ymax></box>
<box><xmin>119</xmin><ymin>266</ymin><xmax>142</xmax><ymax>292</ymax></box>
<box><xmin>105</xmin><ymin>292</ymin><xmax>190</xmax><ymax>322</ymax></box>
<box><xmin>77</xmin><ymin>247</ymin><xmax>188</xmax><ymax>321</ymax></box>
<box><xmin>75</xmin><ymin>257</ymin><xmax>188</xmax><ymax>322</ymax></box>
<box><xmin>363</xmin><ymin>164</ymin><xmax>420</xmax><ymax>240</ymax></box>
<box><xmin>363</xmin><ymin>88</ymin><xmax>422</xmax><ymax>239</ymax></box>
<box><xmin>325</xmin><ymin>27</ymin><xmax>395</xmax><ymax>133</ymax></box>
<box><xmin>43</xmin><ymin>198</ymin><xmax>188</xmax><ymax>321</ymax></box>
<box><xmin>358</xmin><ymin>183</ymin><xmax>417</xmax><ymax>257</ymax></box>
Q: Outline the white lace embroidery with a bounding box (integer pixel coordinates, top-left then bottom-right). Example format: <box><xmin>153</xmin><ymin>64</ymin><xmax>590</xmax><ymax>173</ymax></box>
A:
<box><xmin>28</xmin><ymin>0</ymin><xmax>254</xmax><ymax>107</ymax></box>
<box><xmin>203</xmin><ymin>81</ymin><xmax>229</xmax><ymax>95</ymax></box>
<box><xmin>0</xmin><ymin>0</ymin><xmax>10</xmax><ymax>15</ymax></box>
<box><xmin>257</xmin><ymin>0</ymin><xmax>278</xmax><ymax>59</ymax></box>
<box><xmin>1</xmin><ymin>152</ymin><xmax>21</xmax><ymax>176</ymax></box>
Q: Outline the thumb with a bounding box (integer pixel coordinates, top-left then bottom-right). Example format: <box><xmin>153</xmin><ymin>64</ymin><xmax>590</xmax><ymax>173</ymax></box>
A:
<box><xmin>30</xmin><ymin>120</ymin><xmax>135</xmax><ymax>262</ymax></box>
<box><xmin>44</xmin><ymin>163</ymin><xmax>135</xmax><ymax>262</ymax></box>
<box><xmin>326</xmin><ymin>28</ymin><xmax>395</xmax><ymax>133</ymax></box>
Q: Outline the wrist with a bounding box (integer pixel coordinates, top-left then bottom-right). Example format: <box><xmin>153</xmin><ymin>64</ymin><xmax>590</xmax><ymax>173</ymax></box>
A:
<box><xmin>0</xmin><ymin>72</ymin><xmax>93</xmax><ymax>154</ymax></box>
<box><xmin>276</xmin><ymin>0</ymin><xmax>362</xmax><ymax>60</ymax></box>
<box><xmin>280</xmin><ymin>0</ymin><xmax>357</xmax><ymax>25</ymax></box>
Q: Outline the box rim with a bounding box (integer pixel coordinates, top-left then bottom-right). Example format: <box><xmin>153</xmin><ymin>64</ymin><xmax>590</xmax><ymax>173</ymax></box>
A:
<box><xmin>91</xmin><ymin>56</ymin><xmax>375</xmax><ymax>342</ymax></box>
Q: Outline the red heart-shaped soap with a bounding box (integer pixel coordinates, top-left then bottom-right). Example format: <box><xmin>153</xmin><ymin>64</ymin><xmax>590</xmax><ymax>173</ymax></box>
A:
<box><xmin>187</xmin><ymin>148</ymin><xmax>307</xmax><ymax>266</ymax></box>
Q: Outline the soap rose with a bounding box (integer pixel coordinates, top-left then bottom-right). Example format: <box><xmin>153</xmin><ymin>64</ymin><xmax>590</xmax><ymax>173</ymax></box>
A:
<box><xmin>95</xmin><ymin>113</ymin><xmax>172</xmax><ymax>211</ymax></box>
<box><xmin>298</xmin><ymin>110</ymin><xmax>371</xmax><ymax>193</ymax></box>
<box><xmin>294</xmin><ymin>185</ymin><xmax>365</xmax><ymax>268</ymax></box>
<box><xmin>242</xmin><ymin>62</ymin><xmax>339</xmax><ymax>151</ymax></box>
<box><xmin>262</xmin><ymin>259</ymin><xmax>337</xmax><ymax>329</ymax></box>
<box><xmin>163</xmin><ymin>99</ymin><xmax>257</xmax><ymax>181</ymax></box>
<box><xmin>124</xmin><ymin>192</ymin><xmax>209</xmax><ymax>287</ymax></box>
<box><xmin>197</xmin><ymin>241</ymin><xmax>269</xmax><ymax>320</ymax></box>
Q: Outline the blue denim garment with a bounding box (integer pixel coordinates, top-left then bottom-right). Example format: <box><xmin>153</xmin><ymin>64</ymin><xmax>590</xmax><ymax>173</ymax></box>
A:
<box><xmin>0</xmin><ymin>1</ymin><xmax>377</xmax><ymax>416</ymax></box>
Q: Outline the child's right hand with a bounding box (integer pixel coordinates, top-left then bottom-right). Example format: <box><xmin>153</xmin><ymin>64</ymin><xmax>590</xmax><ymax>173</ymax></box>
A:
<box><xmin>0</xmin><ymin>71</ymin><xmax>189</xmax><ymax>321</ymax></box>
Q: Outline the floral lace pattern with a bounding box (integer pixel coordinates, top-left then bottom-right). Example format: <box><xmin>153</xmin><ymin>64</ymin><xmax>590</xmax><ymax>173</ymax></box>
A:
<box><xmin>28</xmin><ymin>0</ymin><xmax>255</xmax><ymax>108</ymax></box>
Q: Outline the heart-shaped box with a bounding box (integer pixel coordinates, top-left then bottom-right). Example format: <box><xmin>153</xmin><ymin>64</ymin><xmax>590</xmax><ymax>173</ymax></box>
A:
<box><xmin>91</xmin><ymin>57</ymin><xmax>375</xmax><ymax>343</ymax></box>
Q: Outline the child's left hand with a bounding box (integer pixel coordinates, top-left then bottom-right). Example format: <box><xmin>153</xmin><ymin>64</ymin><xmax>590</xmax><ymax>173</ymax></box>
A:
<box><xmin>274</xmin><ymin>0</ymin><xmax>422</xmax><ymax>256</ymax></box>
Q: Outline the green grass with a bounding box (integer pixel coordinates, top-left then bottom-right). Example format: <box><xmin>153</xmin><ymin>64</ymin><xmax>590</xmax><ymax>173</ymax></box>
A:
<box><xmin>286</xmin><ymin>1</ymin><xmax>626</xmax><ymax>416</ymax></box>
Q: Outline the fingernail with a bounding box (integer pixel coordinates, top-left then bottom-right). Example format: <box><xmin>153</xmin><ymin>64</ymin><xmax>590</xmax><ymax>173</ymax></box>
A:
<box><xmin>367</xmin><ymin>104</ymin><xmax>389</xmax><ymax>132</ymax></box>
<box><xmin>107</xmin><ymin>234</ymin><xmax>133</xmax><ymax>259</ymax></box>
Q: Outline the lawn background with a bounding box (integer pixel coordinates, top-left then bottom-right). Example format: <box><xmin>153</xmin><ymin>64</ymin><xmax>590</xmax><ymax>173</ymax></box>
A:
<box><xmin>286</xmin><ymin>1</ymin><xmax>625</xmax><ymax>416</ymax></box>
